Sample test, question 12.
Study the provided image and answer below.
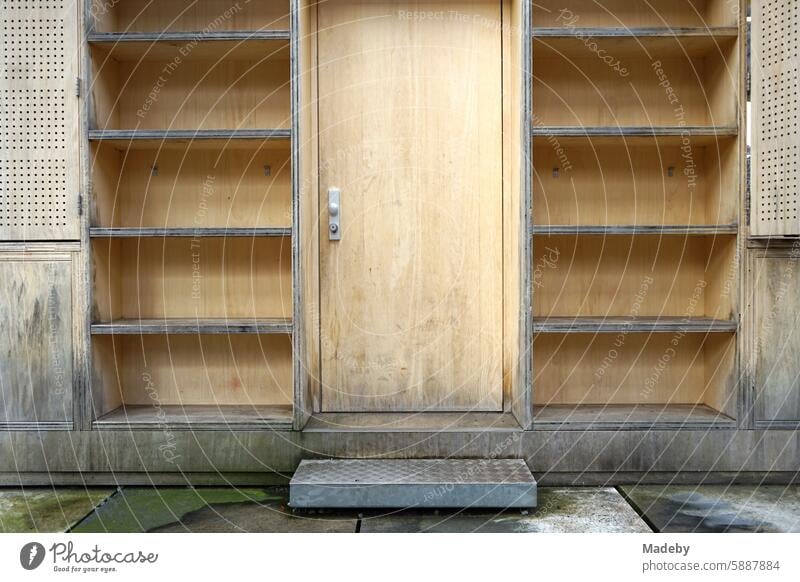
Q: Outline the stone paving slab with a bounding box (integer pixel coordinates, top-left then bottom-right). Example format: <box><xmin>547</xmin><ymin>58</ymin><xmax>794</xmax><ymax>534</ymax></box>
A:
<box><xmin>72</xmin><ymin>487</ymin><xmax>357</xmax><ymax>533</ymax></box>
<box><xmin>359</xmin><ymin>487</ymin><xmax>651</xmax><ymax>532</ymax></box>
<box><xmin>620</xmin><ymin>485</ymin><xmax>800</xmax><ymax>533</ymax></box>
<box><xmin>0</xmin><ymin>488</ymin><xmax>113</xmax><ymax>533</ymax></box>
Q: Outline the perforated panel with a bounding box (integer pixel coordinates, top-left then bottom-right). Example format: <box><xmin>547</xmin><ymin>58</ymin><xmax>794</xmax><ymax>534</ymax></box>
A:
<box><xmin>0</xmin><ymin>0</ymin><xmax>79</xmax><ymax>240</ymax></box>
<box><xmin>752</xmin><ymin>0</ymin><xmax>800</xmax><ymax>237</ymax></box>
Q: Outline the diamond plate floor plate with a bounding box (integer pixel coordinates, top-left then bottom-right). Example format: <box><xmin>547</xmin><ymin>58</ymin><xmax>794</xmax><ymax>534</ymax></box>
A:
<box><xmin>290</xmin><ymin>459</ymin><xmax>537</xmax><ymax>509</ymax></box>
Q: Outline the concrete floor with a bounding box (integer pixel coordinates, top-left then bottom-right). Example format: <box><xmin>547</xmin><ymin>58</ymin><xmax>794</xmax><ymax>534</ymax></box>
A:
<box><xmin>1</xmin><ymin>484</ymin><xmax>798</xmax><ymax>533</ymax></box>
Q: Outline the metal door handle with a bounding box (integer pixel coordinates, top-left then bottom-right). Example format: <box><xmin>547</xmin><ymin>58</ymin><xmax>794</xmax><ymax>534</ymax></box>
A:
<box><xmin>328</xmin><ymin>187</ymin><xmax>341</xmax><ymax>241</ymax></box>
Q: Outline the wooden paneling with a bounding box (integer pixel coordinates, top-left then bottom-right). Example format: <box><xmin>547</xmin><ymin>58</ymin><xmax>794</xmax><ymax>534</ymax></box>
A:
<box><xmin>0</xmin><ymin>254</ymin><xmax>73</xmax><ymax>426</ymax></box>
<box><xmin>0</xmin><ymin>0</ymin><xmax>80</xmax><ymax>240</ymax></box>
<box><xmin>751</xmin><ymin>0</ymin><xmax>800</xmax><ymax>237</ymax></box>
<box><xmin>506</xmin><ymin>0</ymin><xmax>532</xmax><ymax>427</ymax></box>
<box><xmin>317</xmin><ymin>0</ymin><xmax>503</xmax><ymax>412</ymax></box>
<box><xmin>295</xmin><ymin>0</ymin><xmax>320</xmax><ymax>426</ymax></box>
<box><xmin>752</xmin><ymin>251</ymin><xmax>800</xmax><ymax>425</ymax></box>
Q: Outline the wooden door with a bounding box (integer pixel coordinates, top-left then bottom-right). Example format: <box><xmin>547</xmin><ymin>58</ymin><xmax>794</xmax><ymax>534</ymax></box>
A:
<box><xmin>317</xmin><ymin>0</ymin><xmax>503</xmax><ymax>412</ymax></box>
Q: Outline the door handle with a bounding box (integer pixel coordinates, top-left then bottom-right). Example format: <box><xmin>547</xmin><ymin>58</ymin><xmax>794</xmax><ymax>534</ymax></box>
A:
<box><xmin>328</xmin><ymin>187</ymin><xmax>341</xmax><ymax>241</ymax></box>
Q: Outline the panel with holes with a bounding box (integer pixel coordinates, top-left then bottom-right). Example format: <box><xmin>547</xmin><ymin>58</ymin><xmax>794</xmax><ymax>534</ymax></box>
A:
<box><xmin>752</xmin><ymin>0</ymin><xmax>800</xmax><ymax>237</ymax></box>
<box><xmin>0</xmin><ymin>0</ymin><xmax>79</xmax><ymax>240</ymax></box>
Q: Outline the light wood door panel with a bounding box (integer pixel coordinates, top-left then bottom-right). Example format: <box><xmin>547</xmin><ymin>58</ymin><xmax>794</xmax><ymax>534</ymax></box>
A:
<box><xmin>0</xmin><ymin>255</ymin><xmax>73</xmax><ymax>426</ymax></box>
<box><xmin>317</xmin><ymin>0</ymin><xmax>503</xmax><ymax>412</ymax></box>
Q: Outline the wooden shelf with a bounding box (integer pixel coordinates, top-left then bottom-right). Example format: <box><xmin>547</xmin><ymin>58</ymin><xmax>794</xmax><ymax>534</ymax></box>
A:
<box><xmin>533</xmin><ymin>28</ymin><xmax>738</xmax><ymax>58</ymax></box>
<box><xmin>533</xmin><ymin>404</ymin><xmax>735</xmax><ymax>431</ymax></box>
<box><xmin>532</xmin><ymin>126</ymin><xmax>738</xmax><ymax>138</ymax></box>
<box><xmin>92</xmin><ymin>334</ymin><xmax>293</xmax><ymax>419</ymax></box>
<box><xmin>92</xmin><ymin>237</ymin><xmax>292</xmax><ymax>320</ymax></box>
<box><xmin>94</xmin><ymin>404</ymin><xmax>293</xmax><ymax>431</ymax></box>
<box><xmin>91</xmin><ymin>318</ymin><xmax>292</xmax><ymax>335</ymax></box>
<box><xmin>532</xmin><ymin>27</ymin><xmax>739</xmax><ymax>38</ymax></box>
<box><xmin>89</xmin><ymin>129</ymin><xmax>291</xmax><ymax>142</ymax></box>
<box><xmin>533</xmin><ymin>316</ymin><xmax>737</xmax><ymax>334</ymax></box>
<box><xmin>533</xmin><ymin>234</ymin><xmax>737</xmax><ymax>319</ymax></box>
<box><xmin>90</xmin><ymin>227</ymin><xmax>291</xmax><ymax>238</ymax></box>
<box><xmin>533</xmin><ymin>332</ymin><xmax>735</xmax><ymax>414</ymax></box>
<box><xmin>89</xmin><ymin>31</ymin><xmax>290</xmax><ymax>42</ymax></box>
<box><xmin>531</xmin><ymin>225</ymin><xmax>737</xmax><ymax>236</ymax></box>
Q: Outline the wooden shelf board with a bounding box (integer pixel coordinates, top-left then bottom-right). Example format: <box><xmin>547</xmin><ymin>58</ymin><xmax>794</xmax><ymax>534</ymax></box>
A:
<box><xmin>533</xmin><ymin>404</ymin><xmax>735</xmax><ymax>431</ymax></box>
<box><xmin>89</xmin><ymin>33</ymin><xmax>290</xmax><ymax>61</ymax></box>
<box><xmin>90</xmin><ymin>227</ymin><xmax>291</xmax><ymax>238</ymax></box>
<box><xmin>533</xmin><ymin>316</ymin><xmax>737</xmax><ymax>334</ymax></box>
<box><xmin>91</xmin><ymin>318</ymin><xmax>292</xmax><ymax>335</ymax></box>
<box><xmin>94</xmin><ymin>404</ymin><xmax>293</xmax><ymax>431</ymax></box>
<box><xmin>532</xmin><ymin>27</ymin><xmax>739</xmax><ymax>38</ymax></box>
<box><xmin>89</xmin><ymin>30</ymin><xmax>290</xmax><ymax>42</ymax></box>
<box><xmin>88</xmin><ymin>129</ymin><xmax>291</xmax><ymax>147</ymax></box>
<box><xmin>531</xmin><ymin>224</ymin><xmax>738</xmax><ymax>236</ymax></box>
<box><xmin>532</xmin><ymin>126</ymin><xmax>738</xmax><ymax>138</ymax></box>
<box><xmin>532</xmin><ymin>27</ymin><xmax>738</xmax><ymax>57</ymax></box>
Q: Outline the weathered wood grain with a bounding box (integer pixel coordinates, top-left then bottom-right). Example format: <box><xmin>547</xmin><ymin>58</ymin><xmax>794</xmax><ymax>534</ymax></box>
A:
<box><xmin>0</xmin><ymin>256</ymin><xmax>73</xmax><ymax>426</ymax></box>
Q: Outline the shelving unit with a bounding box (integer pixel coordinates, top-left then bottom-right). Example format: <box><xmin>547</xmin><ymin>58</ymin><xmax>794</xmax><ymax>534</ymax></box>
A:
<box><xmin>531</xmin><ymin>2</ymin><xmax>741</xmax><ymax>428</ymax></box>
<box><xmin>86</xmin><ymin>0</ymin><xmax>294</xmax><ymax>429</ymax></box>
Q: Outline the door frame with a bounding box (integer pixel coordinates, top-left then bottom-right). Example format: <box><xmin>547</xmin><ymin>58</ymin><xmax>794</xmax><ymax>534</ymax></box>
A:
<box><xmin>291</xmin><ymin>0</ymin><xmax>533</xmax><ymax>430</ymax></box>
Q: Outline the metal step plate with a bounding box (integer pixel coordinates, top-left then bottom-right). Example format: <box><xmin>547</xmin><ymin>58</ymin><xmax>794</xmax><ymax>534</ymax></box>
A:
<box><xmin>290</xmin><ymin>459</ymin><xmax>537</xmax><ymax>509</ymax></box>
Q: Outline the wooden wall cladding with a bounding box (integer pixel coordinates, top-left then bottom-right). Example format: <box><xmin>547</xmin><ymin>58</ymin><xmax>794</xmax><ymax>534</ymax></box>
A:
<box><xmin>751</xmin><ymin>249</ymin><xmax>800</xmax><ymax>428</ymax></box>
<box><xmin>0</xmin><ymin>0</ymin><xmax>80</xmax><ymax>240</ymax></box>
<box><xmin>751</xmin><ymin>0</ymin><xmax>800</xmax><ymax>237</ymax></box>
<box><xmin>0</xmin><ymin>251</ymin><xmax>74</xmax><ymax>428</ymax></box>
